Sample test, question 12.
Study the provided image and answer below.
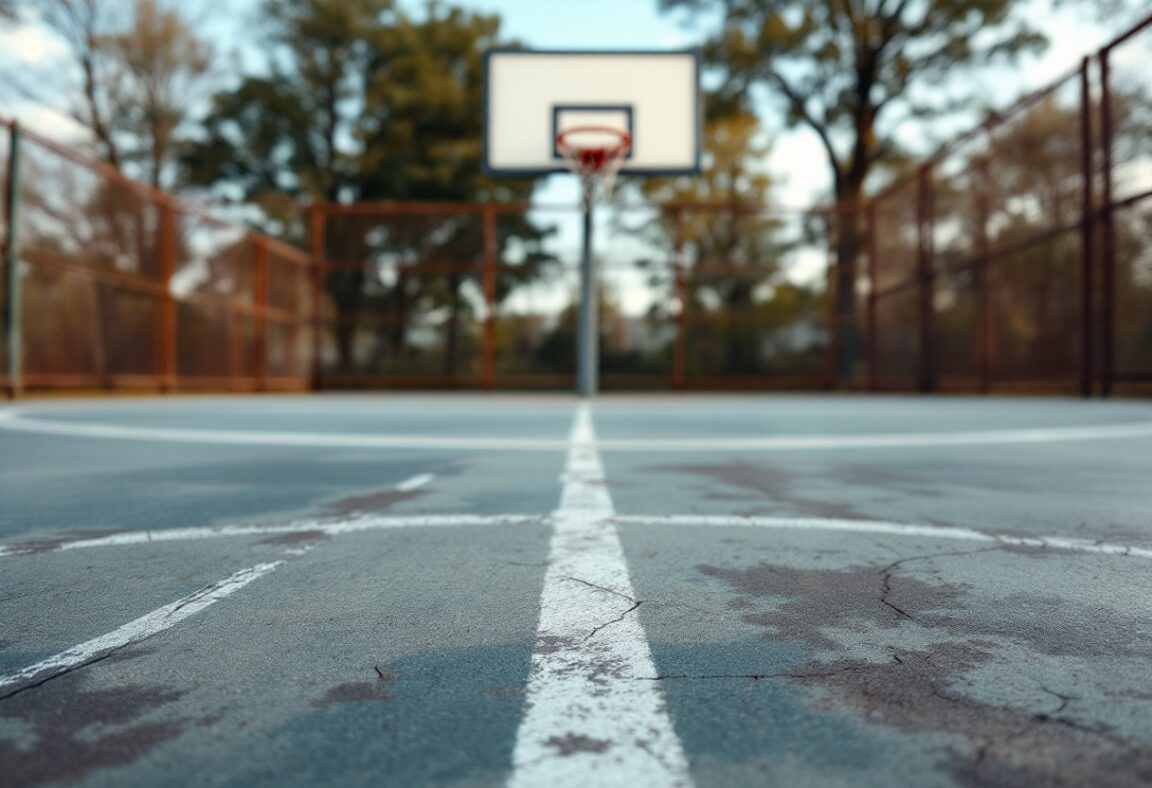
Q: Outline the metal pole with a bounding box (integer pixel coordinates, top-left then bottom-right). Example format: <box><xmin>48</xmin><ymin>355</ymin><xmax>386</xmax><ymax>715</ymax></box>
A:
<box><xmin>1079</xmin><ymin>57</ymin><xmax>1095</xmax><ymax>399</ymax></box>
<box><xmin>917</xmin><ymin>165</ymin><xmax>936</xmax><ymax>394</ymax></box>
<box><xmin>253</xmin><ymin>237</ymin><xmax>269</xmax><ymax>392</ymax></box>
<box><xmin>309</xmin><ymin>203</ymin><xmax>325</xmax><ymax>391</ymax></box>
<box><xmin>3</xmin><ymin>123</ymin><xmax>22</xmax><ymax>399</ymax></box>
<box><xmin>865</xmin><ymin>202</ymin><xmax>878</xmax><ymax>392</ymax></box>
<box><xmin>157</xmin><ymin>197</ymin><xmax>177</xmax><ymax>393</ymax></box>
<box><xmin>483</xmin><ymin>206</ymin><xmax>497</xmax><ymax>391</ymax></box>
<box><xmin>577</xmin><ymin>196</ymin><xmax>597</xmax><ymax>397</ymax></box>
<box><xmin>672</xmin><ymin>208</ymin><xmax>686</xmax><ymax>390</ymax></box>
<box><xmin>975</xmin><ymin>157</ymin><xmax>993</xmax><ymax>394</ymax></box>
<box><xmin>1098</xmin><ymin>50</ymin><xmax>1116</xmax><ymax>398</ymax></box>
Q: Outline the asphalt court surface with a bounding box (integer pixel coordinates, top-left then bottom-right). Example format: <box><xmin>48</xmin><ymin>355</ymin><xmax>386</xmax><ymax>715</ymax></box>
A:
<box><xmin>1</xmin><ymin>394</ymin><xmax>1152</xmax><ymax>787</ymax></box>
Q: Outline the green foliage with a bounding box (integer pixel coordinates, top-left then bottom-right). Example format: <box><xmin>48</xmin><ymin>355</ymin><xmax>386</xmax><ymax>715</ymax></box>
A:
<box><xmin>659</xmin><ymin>0</ymin><xmax>1047</xmax><ymax>200</ymax></box>
<box><xmin>659</xmin><ymin>0</ymin><xmax>1048</xmax><ymax>378</ymax></box>
<box><xmin>621</xmin><ymin>110</ymin><xmax>825</xmax><ymax>377</ymax></box>
<box><xmin>29</xmin><ymin>0</ymin><xmax>211</xmax><ymax>187</ymax></box>
<box><xmin>183</xmin><ymin>0</ymin><xmax>553</xmax><ymax>376</ymax></box>
<box><xmin>184</xmin><ymin>0</ymin><xmax>533</xmax><ymax>205</ymax></box>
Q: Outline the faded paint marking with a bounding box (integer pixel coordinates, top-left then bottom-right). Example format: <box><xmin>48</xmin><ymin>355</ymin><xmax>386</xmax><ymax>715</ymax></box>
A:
<box><xmin>0</xmin><ymin>562</ymin><xmax>282</xmax><ymax>697</ymax></box>
<box><xmin>4</xmin><ymin>408</ymin><xmax>1152</xmax><ymax>450</ymax></box>
<box><xmin>0</xmin><ymin>515</ymin><xmax>543</xmax><ymax>558</ymax></box>
<box><xmin>509</xmin><ymin>403</ymin><xmax>692</xmax><ymax>787</ymax></box>
<box><xmin>612</xmin><ymin>515</ymin><xmax>1152</xmax><ymax>560</ymax></box>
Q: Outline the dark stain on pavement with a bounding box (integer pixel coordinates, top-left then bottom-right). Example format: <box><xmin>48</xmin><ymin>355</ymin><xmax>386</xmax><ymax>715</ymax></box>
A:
<box><xmin>325</xmin><ymin>488</ymin><xmax>428</xmax><ymax>515</ymax></box>
<box><xmin>7</xmin><ymin>528</ymin><xmax>127</xmax><ymax>556</ymax></box>
<box><xmin>258</xmin><ymin>529</ymin><xmax>331</xmax><ymax>546</ymax></box>
<box><xmin>790</xmin><ymin>645</ymin><xmax>1152</xmax><ymax>788</ymax></box>
<box><xmin>0</xmin><ymin>680</ymin><xmax>188</xmax><ymax>786</ymax></box>
<box><xmin>699</xmin><ymin>562</ymin><xmax>962</xmax><ymax>650</ymax></box>
<box><xmin>311</xmin><ymin>681</ymin><xmax>392</xmax><ymax>708</ymax></box>
<box><xmin>698</xmin><ymin>559</ymin><xmax>1152</xmax><ymax>786</ymax></box>
<box><xmin>652</xmin><ymin>462</ymin><xmax>867</xmax><ymax>520</ymax></box>
<box><xmin>544</xmin><ymin>733</ymin><xmax>612</xmax><ymax>756</ymax></box>
<box><xmin>823</xmin><ymin>466</ymin><xmax>947</xmax><ymax>497</ymax></box>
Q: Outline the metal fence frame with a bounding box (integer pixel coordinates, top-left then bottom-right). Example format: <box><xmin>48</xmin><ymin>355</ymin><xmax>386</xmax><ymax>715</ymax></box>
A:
<box><xmin>2</xmin><ymin>11</ymin><xmax>1150</xmax><ymax>397</ymax></box>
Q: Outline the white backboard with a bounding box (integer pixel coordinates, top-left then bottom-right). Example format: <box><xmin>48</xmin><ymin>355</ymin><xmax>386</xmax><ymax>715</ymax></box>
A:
<box><xmin>483</xmin><ymin>50</ymin><xmax>702</xmax><ymax>176</ymax></box>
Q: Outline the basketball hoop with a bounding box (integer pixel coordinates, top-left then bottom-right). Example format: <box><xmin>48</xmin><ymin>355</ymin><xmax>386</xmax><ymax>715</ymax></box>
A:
<box><xmin>556</xmin><ymin>125</ymin><xmax>631</xmax><ymax>206</ymax></box>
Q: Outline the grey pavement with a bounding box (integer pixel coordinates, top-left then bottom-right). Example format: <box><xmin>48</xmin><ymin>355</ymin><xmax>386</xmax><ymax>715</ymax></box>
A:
<box><xmin>1</xmin><ymin>394</ymin><xmax>1151</xmax><ymax>787</ymax></box>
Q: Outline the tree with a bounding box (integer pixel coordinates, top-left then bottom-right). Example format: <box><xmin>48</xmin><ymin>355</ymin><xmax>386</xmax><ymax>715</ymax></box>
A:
<box><xmin>631</xmin><ymin>110</ymin><xmax>802</xmax><ymax>376</ymax></box>
<box><xmin>184</xmin><ymin>0</ymin><xmax>551</xmax><ymax>377</ymax></box>
<box><xmin>106</xmin><ymin>0</ymin><xmax>211</xmax><ymax>188</ymax></box>
<box><xmin>659</xmin><ymin>0</ymin><xmax>1047</xmax><ymax>379</ymax></box>
<box><xmin>33</xmin><ymin>0</ymin><xmax>212</xmax><ymax>187</ymax></box>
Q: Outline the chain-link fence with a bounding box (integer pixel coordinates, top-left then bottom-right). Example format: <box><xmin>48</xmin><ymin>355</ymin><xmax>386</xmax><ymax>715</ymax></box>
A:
<box><xmin>3</xmin><ymin>13</ymin><xmax>1150</xmax><ymax>396</ymax></box>
<box><xmin>1</xmin><ymin>124</ymin><xmax>313</xmax><ymax>396</ymax></box>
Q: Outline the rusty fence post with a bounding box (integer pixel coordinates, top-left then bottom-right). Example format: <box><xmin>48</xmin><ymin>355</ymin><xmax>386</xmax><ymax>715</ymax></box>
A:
<box><xmin>309</xmin><ymin>203</ymin><xmax>326</xmax><ymax>391</ymax></box>
<box><xmin>975</xmin><ymin>156</ymin><xmax>993</xmax><ymax>394</ymax></box>
<box><xmin>673</xmin><ymin>207</ymin><xmax>687</xmax><ymax>389</ymax></box>
<box><xmin>917</xmin><ymin>165</ymin><xmax>936</xmax><ymax>393</ymax></box>
<box><xmin>482</xmin><ymin>206</ymin><xmax>497</xmax><ymax>391</ymax></box>
<box><xmin>865</xmin><ymin>202</ymin><xmax>878</xmax><ymax>391</ymax></box>
<box><xmin>1079</xmin><ymin>56</ymin><xmax>1096</xmax><ymax>398</ymax></box>
<box><xmin>1098</xmin><ymin>49</ymin><xmax>1116</xmax><ymax>398</ymax></box>
<box><xmin>253</xmin><ymin>237</ymin><xmax>269</xmax><ymax>392</ymax></box>
<box><xmin>825</xmin><ymin>214</ymin><xmax>840</xmax><ymax>391</ymax></box>
<box><xmin>156</xmin><ymin>196</ymin><xmax>177</xmax><ymax>393</ymax></box>
<box><xmin>3</xmin><ymin>122</ymin><xmax>22</xmax><ymax>399</ymax></box>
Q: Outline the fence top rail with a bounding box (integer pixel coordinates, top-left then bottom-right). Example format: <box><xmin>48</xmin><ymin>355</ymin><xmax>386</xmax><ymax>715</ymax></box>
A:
<box><xmin>1100</xmin><ymin>8</ymin><xmax>1152</xmax><ymax>53</ymax></box>
<box><xmin>320</xmin><ymin>200</ymin><xmax>530</xmax><ymax>215</ymax></box>
<box><xmin>868</xmin><ymin>63</ymin><xmax>1082</xmax><ymax>206</ymax></box>
<box><xmin>0</xmin><ymin>114</ymin><xmax>313</xmax><ymax>268</ymax></box>
<box><xmin>309</xmin><ymin>198</ymin><xmax>850</xmax><ymax>216</ymax></box>
<box><xmin>5</xmin><ymin>119</ymin><xmax>171</xmax><ymax>205</ymax></box>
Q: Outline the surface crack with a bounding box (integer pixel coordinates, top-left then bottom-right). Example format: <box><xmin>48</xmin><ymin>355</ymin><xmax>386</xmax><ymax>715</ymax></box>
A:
<box><xmin>586</xmin><ymin>601</ymin><xmax>642</xmax><ymax>639</ymax></box>
<box><xmin>0</xmin><ymin>648</ymin><xmax>121</xmax><ymax>702</ymax></box>
<box><xmin>561</xmin><ymin>576</ymin><xmax>636</xmax><ymax>603</ymax></box>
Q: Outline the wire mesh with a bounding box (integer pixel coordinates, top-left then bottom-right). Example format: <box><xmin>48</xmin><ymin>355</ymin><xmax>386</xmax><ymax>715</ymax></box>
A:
<box><xmin>18</xmin><ymin>131</ymin><xmax>166</xmax><ymax>387</ymax></box>
<box><xmin>8</xmin><ymin>128</ymin><xmax>311</xmax><ymax>392</ymax></box>
<box><xmin>0</xmin><ymin>118</ymin><xmax>11</xmax><ymax>388</ymax></box>
<box><xmin>2</xmin><ymin>12</ymin><xmax>1150</xmax><ymax>396</ymax></box>
<box><xmin>316</xmin><ymin>208</ymin><xmax>490</xmax><ymax>385</ymax></box>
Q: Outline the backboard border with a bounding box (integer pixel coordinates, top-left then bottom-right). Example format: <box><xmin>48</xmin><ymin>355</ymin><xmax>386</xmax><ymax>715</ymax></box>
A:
<box><xmin>482</xmin><ymin>48</ymin><xmax>703</xmax><ymax>178</ymax></box>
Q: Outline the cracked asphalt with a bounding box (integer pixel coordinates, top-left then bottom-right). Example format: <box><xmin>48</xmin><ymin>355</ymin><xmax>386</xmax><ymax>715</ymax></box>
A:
<box><xmin>2</xmin><ymin>394</ymin><xmax>1152</xmax><ymax>787</ymax></box>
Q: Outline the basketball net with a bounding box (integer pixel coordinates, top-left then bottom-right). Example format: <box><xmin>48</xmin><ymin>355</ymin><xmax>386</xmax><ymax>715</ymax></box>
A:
<box><xmin>556</xmin><ymin>126</ymin><xmax>632</xmax><ymax>208</ymax></box>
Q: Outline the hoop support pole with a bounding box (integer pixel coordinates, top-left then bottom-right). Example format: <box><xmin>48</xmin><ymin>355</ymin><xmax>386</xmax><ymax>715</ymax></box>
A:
<box><xmin>3</xmin><ymin>123</ymin><xmax>22</xmax><ymax>399</ymax></box>
<box><xmin>577</xmin><ymin>198</ymin><xmax>598</xmax><ymax>397</ymax></box>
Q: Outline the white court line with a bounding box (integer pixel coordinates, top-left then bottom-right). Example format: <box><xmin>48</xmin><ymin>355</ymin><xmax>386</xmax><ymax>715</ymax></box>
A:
<box><xmin>3</xmin><ymin>409</ymin><xmax>1152</xmax><ymax>450</ymax></box>
<box><xmin>396</xmin><ymin>473</ymin><xmax>435</xmax><ymax>492</ymax></box>
<box><xmin>0</xmin><ymin>515</ymin><xmax>543</xmax><ymax>558</ymax></box>
<box><xmin>509</xmin><ymin>404</ymin><xmax>692</xmax><ymax>787</ymax></box>
<box><xmin>0</xmin><ymin>561</ymin><xmax>282</xmax><ymax>698</ymax></box>
<box><xmin>611</xmin><ymin>515</ymin><xmax>1152</xmax><ymax>560</ymax></box>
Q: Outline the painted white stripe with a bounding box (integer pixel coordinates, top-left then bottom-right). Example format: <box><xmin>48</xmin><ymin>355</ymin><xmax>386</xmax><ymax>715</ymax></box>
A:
<box><xmin>510</xmin><ymin>404</ymin><xmax>692</xmax><ymax>787</ymax></box>
<box><xmin>0</xmin><ymin>561</ymin><xmax>282</xmax><ymax>696</ymax></box>
<box><xmin>611</xmin><ymin>515</ymin><xmax>1152</xmax><ymax>560</ymax></box>
<box><xmin>396</xmin><ymin>473</ymin><xmax>435</xmax><ymax>492</ymax></box>
<box><xmin>0</xmin><ymin>515</ymin><xmax>543</xmax><ymax>558</ymax></box>
<box><xmin>3</xmin><ymin>409</ymin><xmax>1152</xmax><ymax>451</ymax></box>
